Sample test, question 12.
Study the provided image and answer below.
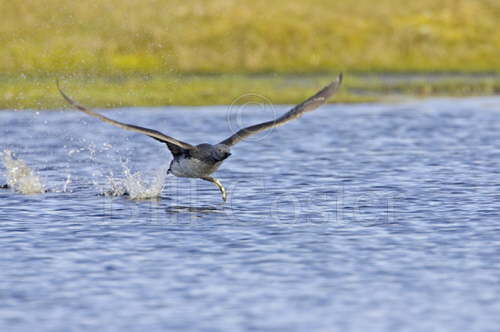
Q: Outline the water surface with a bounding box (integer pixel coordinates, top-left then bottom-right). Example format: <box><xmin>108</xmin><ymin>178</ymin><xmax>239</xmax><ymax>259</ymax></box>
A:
<box><xmin>1</xmin><ymin>97</ymin><xmax>499</xmax><ymax>331</ymax></box>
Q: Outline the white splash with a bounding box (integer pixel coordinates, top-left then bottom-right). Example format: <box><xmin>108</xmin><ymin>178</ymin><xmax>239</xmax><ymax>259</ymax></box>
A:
<box><xmin>62</xmin><ymin>174</ymin><xmax>72</xmax><ymax>193</ymax></box>
<box><xmin>2</xmin><ymin>150</ymin><xmax>45</xmax><ymax>194</ymax></box>
<box><xmin>104</xmin><ymin>166</ymin><xmax>167</xmax><ymax>200</ymax></box>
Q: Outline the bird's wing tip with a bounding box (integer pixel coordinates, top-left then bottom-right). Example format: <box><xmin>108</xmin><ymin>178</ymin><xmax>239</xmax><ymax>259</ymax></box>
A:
<box><xmin>324</xmin><ymin>72</ymin><xmax>343</xmax><ymax>93</ymax></box>
<box><xmin>337</xmin><ymin>72</ymin><xmax>343</xmax><ymax>84</ymax></box>
<box><xmin>325</xmin><ymin>72</ymin><xmax>344</xmax><ymax>91</ymax></box>
<box><xmin>55</xmin><ymin>79</ymin><xmax>80</xmax><ymax>109</ymax></box>
<box><xmin>55</xmin><ymin>78</ymin><xmax>65</xmax><ymax>96</ymax></box>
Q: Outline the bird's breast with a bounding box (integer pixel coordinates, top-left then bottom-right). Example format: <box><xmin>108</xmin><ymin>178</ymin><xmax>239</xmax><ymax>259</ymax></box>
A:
<box><xmin>170</xmin><ymin>156</ymin><xmax>222</xmax><ymax>178</ymax></box>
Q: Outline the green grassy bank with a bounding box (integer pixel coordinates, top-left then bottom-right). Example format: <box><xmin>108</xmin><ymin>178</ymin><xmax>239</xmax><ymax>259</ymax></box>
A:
<box><xmin>2</xmin><ymin>74</ymin><xmax>500</xmax><ymax>110</ymax></box>
<box><xmin>1</xmin><ymin>0</ymin><xmax>499</xmax><ymax>109</ymax></box>
<box><xmin>2</xmin><ymin>0</ymin><xmax>500</xmax><ymax>74</ymax></box>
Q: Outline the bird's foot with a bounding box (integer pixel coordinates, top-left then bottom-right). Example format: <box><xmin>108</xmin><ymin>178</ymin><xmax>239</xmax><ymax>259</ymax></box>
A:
<box><xmin>201</xmin><ymin>176</ymin><xmax>227</xmax><ymax>202</ymax></box>
<box><xmin>212</xmin><ymin>178</ymin><xmax>227</xmax><ymax>202</ymax></box>
<box><xmin>220</xmin><ymin>187</ymin><xmax>227</xmax><ymax>202</ymax></box>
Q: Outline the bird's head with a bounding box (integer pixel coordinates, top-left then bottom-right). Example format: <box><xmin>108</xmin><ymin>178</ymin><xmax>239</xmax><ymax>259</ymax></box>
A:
<box><xmin>212</xmin><ymin>144</ymin><xmax>232</xmax><ymax>161</ymax></box>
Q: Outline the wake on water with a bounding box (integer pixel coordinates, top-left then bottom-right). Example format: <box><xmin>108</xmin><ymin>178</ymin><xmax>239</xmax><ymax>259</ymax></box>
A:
<box><xmin>1</xmin><ymin>150</ymin><xmax>167</xmax><ymax>199</ymax></box>
<box><xmin>102</xmin><ymin>166</ymin><xmax>167</xmax><ymax>199</ymax></box>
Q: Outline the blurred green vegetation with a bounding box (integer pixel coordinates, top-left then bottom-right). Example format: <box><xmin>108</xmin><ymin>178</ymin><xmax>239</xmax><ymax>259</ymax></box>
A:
<box><xmin>0</xmin><ymin>74</ymin><xmax>364</xmax><ymax>109</ymax></box>
<box><xmin>1</xmin><ymin>0</ymin><xmax>500</xmax><ymax>108</ymax></box>
<box><xmin>2</xmin><ymin>74</ymin><xmax>499</xmax><ymax>110</ymax></box>
<box><xmin>2</xmin><ymin>0</ymin><xmax>500</xmax><ymax>74</ymax></box>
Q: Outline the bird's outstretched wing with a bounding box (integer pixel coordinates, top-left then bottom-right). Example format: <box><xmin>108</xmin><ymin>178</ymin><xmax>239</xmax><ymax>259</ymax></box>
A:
<box><xmin>57</xmin><ymin>81</ymin><xmax>194</xmax><ymax>150</ymax></box>
<box><xmin>219</xmin><ymin>73</ymin><xmax>343</xmax><ymax>147</ymax></box>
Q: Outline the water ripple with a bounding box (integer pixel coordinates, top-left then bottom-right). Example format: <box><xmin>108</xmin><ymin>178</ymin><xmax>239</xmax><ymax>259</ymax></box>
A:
<box><xmin>1</xmin><ymin>97</ymin><xmax>500</xmax><ymax>331</ymax></box>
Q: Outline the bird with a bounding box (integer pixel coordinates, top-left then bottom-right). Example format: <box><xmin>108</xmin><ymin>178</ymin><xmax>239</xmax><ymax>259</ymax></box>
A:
<box><xmin>57</xmin><ymin>73</ymin><xmax>343</xmax><ymax>201</ymax></box>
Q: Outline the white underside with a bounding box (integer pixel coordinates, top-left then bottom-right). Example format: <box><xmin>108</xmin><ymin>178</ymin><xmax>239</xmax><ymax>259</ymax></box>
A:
<box><xmin>170</xmin><ymin>157</ymin><xmax>221</xmax><ymax>178</ymax></box>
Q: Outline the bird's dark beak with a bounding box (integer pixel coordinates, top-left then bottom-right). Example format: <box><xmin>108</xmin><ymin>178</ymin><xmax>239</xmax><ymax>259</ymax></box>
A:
<box><xmin>216</xmin><ymin>152</ymin><xmax>232</xmax><ymax>162</ymax></box>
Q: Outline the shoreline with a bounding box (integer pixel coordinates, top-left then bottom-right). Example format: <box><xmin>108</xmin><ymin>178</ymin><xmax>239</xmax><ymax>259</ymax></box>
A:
<box><xmin>1</xmin><ymin>73</ymin><xmax>500</xmax><ymax>110</ymax></box>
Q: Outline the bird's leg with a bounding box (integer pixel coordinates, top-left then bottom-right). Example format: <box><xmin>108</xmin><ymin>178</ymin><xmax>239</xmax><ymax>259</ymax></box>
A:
<box><xmin>201</xmin><ymin>176</ymin><xmax>227</xmax><ymax>202</ymax></box>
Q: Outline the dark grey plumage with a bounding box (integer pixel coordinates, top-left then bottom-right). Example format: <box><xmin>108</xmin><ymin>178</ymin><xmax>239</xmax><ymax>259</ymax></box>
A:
<box><xmin>57</xmin><ymin>73</ymin><xmax>343</xmax><ymax>201</ymax></box>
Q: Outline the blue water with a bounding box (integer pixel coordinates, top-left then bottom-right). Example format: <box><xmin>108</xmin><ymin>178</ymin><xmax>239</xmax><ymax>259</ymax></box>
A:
<box><xmin>1</xmin><ymin>97</ymin><xmax>499</xmax><ymax>331</ymax></box>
